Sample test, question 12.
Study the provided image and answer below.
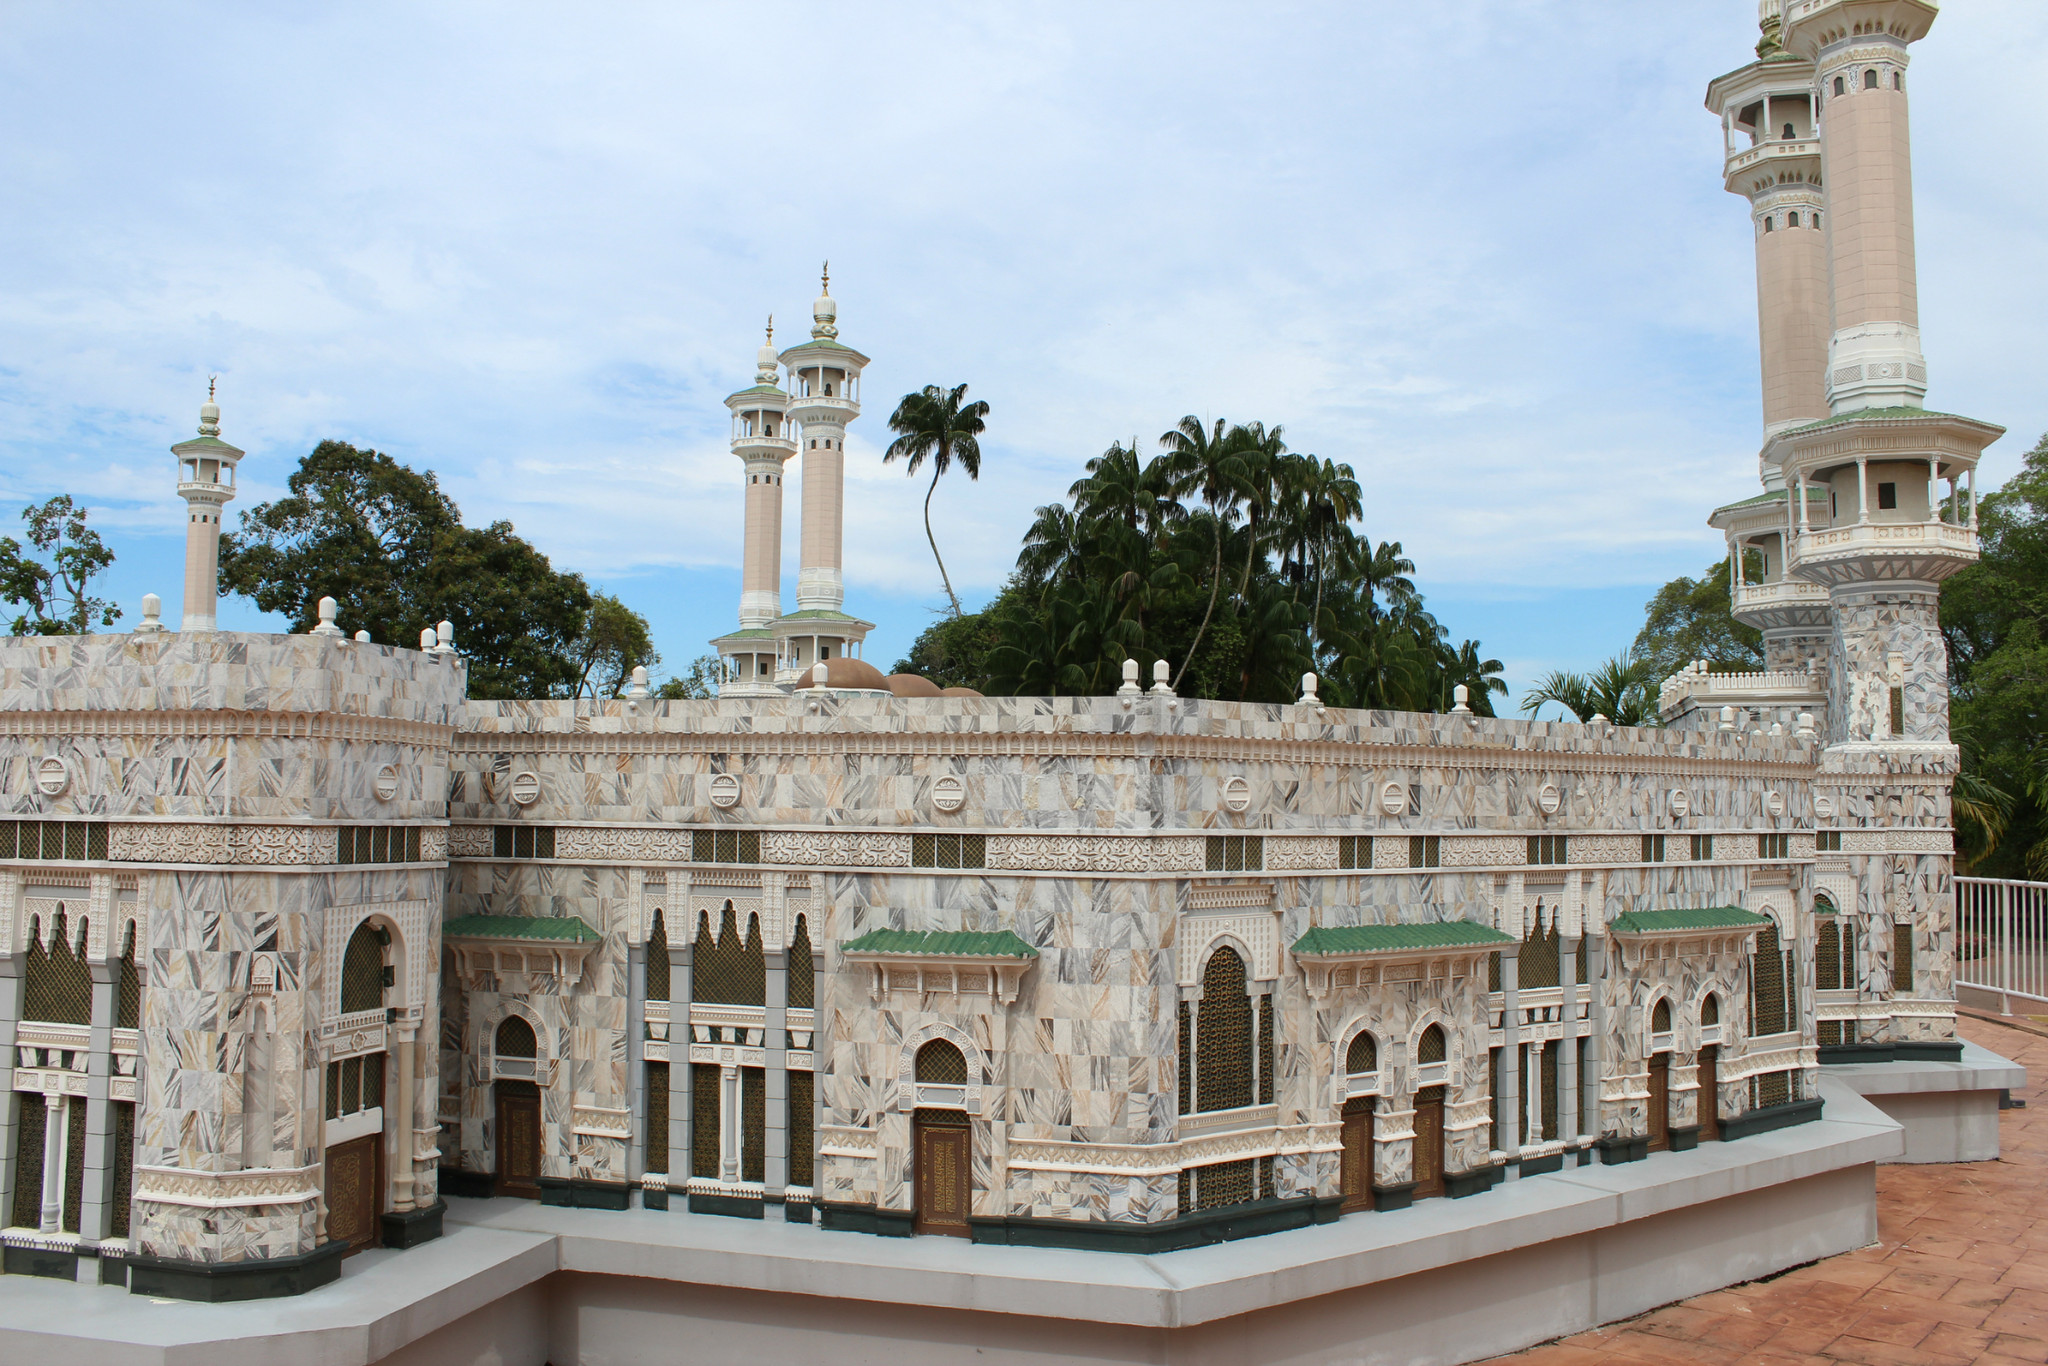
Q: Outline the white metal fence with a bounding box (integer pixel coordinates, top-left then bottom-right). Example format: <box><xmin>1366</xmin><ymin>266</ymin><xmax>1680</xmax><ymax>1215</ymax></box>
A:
<box><xmin>1956</xmin><ymin>877</ymin><xmax>2048</xmax><ymax>1014</ymax></box>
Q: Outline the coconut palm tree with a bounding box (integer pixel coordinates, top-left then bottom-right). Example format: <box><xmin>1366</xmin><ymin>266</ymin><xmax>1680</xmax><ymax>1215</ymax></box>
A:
<box><xmin>884</xmin><ymin>383</ymin><xmax>990</xmax><ymax>618</ymax></box>
<box><xmin>1158</xmin><ymin>415</ymin><xmax>1250</xmax><ymax>688</ymax></box>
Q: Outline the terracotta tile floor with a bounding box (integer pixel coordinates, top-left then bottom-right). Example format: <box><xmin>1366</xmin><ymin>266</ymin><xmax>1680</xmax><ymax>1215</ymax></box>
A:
<box><xmin>1486</xmin><ymin>1018</ymin><xmax>2048</xmax><ymax>1366</ymax></box>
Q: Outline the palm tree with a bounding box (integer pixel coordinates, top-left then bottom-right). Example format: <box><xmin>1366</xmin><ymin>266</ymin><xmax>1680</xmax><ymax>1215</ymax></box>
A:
<box><xmin>1229</xmin><ymin>422</ymin><xmax>1287</xmax><ymax>602</ymax></box>
<box><xmin>1520</xmin><ymin>652</ymin><xmax>1659</xmax><ymax>725</ymax></box>
<box><xmin>884</xmin><ymin>383</ymin><xmax>990</xmax><ymax>617</ymax></box>
<box><xmin>1438</xmin><ymin>638</ymin><xmax>1507</xmax><ymax>716</ymax></box>
<box><xmin>1296</xmin><ymin>458</ymin><xmax>1362</xmax><ymax>654</ymax></box>
<box><xmin>1158</xmin><ymin>415</ymin><xmax>1249</xmax><ymax>688</ymax></box>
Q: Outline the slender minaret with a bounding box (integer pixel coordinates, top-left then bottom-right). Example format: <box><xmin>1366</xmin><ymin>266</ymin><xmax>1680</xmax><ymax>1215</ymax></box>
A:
<box><xmin>171</xmin><ymin>380</ymin><xmax>244</xmax><ymax>632</ymax></box>
<box><xmin>711</xmin><ymin>323</ymin><xmax>797</xmax><ymax>695</ymax></box>
<box><xmin>782</xmin><ymin>265</ymin><xmax>867</xmax><ymax>615</ymax></box>
<box><xmin>1707</xmin><ymin>2</ymin><xmax>1834</xmax><ymax>671</ymax></box>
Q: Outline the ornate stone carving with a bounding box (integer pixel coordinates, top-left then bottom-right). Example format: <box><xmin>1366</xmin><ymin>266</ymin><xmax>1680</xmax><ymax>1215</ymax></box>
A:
<box><xmin>554</xmin><ymin>826</ymin><xmax>690</xmax><ymax>862</ymax></box>
<box><xmin>447</xmin><ymin>824</ymin><xmax>496</xmax><ymax>858</ymax></box>
<box><xmin>931</xmin><ymin>775</ymin><xmax>966</xmax><ymax>813</ymax></box>
<box><xmin>709</xmin><ymin>773</ymin><xmax>741</xmax><ymax>809</ymax></box>
<box><xmin>987</xmin><ymin>834</ymin><xmax>1203</xmax><ymax>873</ymax></box>
<box><xmin>1442</xmin><ymin>836</ymin><xmax>1525</xmax><ymax>868</ymax></box>
<box><xmin>35</xmin><ymin>756</ymin><xmax>69</xmax><ymax>796</ymax></box>
<box><xmin>1262</xmin><ymin>837</ymin><xmax>1337</xmax><ymax>871</ymax></box>
<box><xmin>133</xmin><ymin>1163</ymin><xmax>322</xmax><ymax>1209</ymax></box>
<box><xmin>1179</xmin><ymin>909</ymin><xmax>1279</xmax><ymax>985</ymax></box>
<box><xmin>509</xmin><ymin>771</ymin><xmax>541</xmax><ymax>806</ymax></box>
<box><xmin>107</xmin><ymin>823</ymin><xmax>345</xmax><ymax>865</ymax></box>
<box><xmin>571</xmin><ymin>1105</ymin><xmax>633</xmax><ymax>1139</ymax></box>
<box><xmin>763</xmin><ymin>830</ymin><xmax>911</xmax><ymax>867</ymax></box>
<box><xmin>1568</xmin><ymin>834</ymin><xmax>1638</xmax><ymax>865</ymax></box>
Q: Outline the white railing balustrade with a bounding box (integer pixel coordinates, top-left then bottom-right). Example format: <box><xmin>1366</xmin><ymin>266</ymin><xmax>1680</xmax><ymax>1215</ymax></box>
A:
<box><xmin>1956</xmin><ymin>877</ymin><xmax>2048</xmax><ymax>1013</ymax></box>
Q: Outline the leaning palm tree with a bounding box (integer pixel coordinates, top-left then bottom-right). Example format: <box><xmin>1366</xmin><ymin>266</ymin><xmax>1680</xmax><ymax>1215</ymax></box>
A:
<box><xmin>884</xmin><ymin>383</ymin><xmax>990</xmax><ymax>617</ymax></box>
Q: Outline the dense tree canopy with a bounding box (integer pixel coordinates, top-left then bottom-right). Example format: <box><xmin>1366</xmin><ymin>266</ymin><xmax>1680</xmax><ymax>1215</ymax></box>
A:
<box><xmin>1942</xmin><ymin>431</ymin><xmax>2048</xmax><ymax>876</ymax></box>
<box><xmin>220</xmin><ymin>440</ymin><xmax>659</xmax><ymax>699</ymax></box>
<box><xmin>894</xmin><ymin>419</ymin><xmax>1504</xmax><ymax>712</ymax></box>
<box><xmin>1632</xmin><ymin>553</ymin><xmax>1765</xmax><ymax>681</ymax></box>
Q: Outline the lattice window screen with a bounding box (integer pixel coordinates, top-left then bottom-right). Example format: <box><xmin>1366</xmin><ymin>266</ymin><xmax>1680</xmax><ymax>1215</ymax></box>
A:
<box><xmin>1893</xmin><ymin>923</ymin><xmax>1914</xmax><ymax>994</ymax></box>
<box><xmin>788</xmin><ymin>916</ymin><xmax>815</xmax><ymax>1010</ymax></box>
<box><xmin>645</xmin><ymin>911</ymin><xmax>670</xmax><ymax>1002</ymax></box>
<box><xmin>1195</xmin><ymin>948</ymin><xmax>1253</xmax><ymax>1113</ymax></box>
<box><xmin>695</xmin><ymin>906</ymin><xmax>746</xmax><ymax>1004</ymax></box>
<box><xmin>1259</xmin><ymin>1154</ymin><xmax>1275</xmax><ymax>1201</ymax></box>
<box><xmin>12</xmin><ymin>1093</ymin><xmax>46</xmax><ymax>1230</ymax></box>
<box><xmin>1177</xmin><ymin>1002</ymin><xmax>1192</xmax><ymax>1115</ymax></box>
<box><xmin>1194</xmin><ymin>1157</ymin><xmax>1254</xmax><ymax>1211</ymax></box>
<box><xmin>1815</xmin><ymin>917</ymin><xmax>1841</xmax><ymax>992</ymax></box>
<box><xmin>1489</xmin><ymin>1046</ymin><xmax>1501</xmax><ymax>1149</ymax></box>
<box><xmin>1257</xmin><ymin>996</ymin><xmax>1274</xmax><ymax>1106</ymax></box>
<box><xmin>788</xmin><ymin>1071</ymin><xmax>814</xmax><ymax>1187</ymax></box>
<box><xmin>1752</xmin><ymin>1070</ymin><xmax>1790</xmax><ymax>1109</ymax></box>
<box><xmin>62</xmin><ymin>1094</ymin><xmax>87</xmax><ymax>1233</ymax></box>
<box><xmin>341</xmin><ymin>922</ymin><xmax>386</xmax><ymax>1015</ymax></box>
<box><xmin>116</xmin><ymin>925</ymin><xmax>141</xmax><ymax>1030</ymax></box>
<box><xmin>915</xmin><ymin>1039</ymin><xmax>968</xmax><ymax>1085</ymax></box>
<box><xmin>644</xmin><ymin>1062</ymin><xmax>668</xmax><ymax>1175</ymax></box>
<box><xmin>1418</xmin><ymin>1025</ymin><xmax>1446</xmax><ymax>1064</ymax></box>
<box><xmin>1753</xmin><ymin>925</ymin><xmax>1787</xmax><ymax>1035</ymax></box>
<box><xmin>740</xmin><ymin>914</ymin><xmax>766</xmax><ymax>1006</ymax></box>
<box><xmin>741</xmin><ymin>1067</ymin><xmax>766</xmax><ymax>1183</ymax></box>
<box><xmin>1541</xmin><ymin>1041</ymin><xmax>1559</xmax><ymax>1141</ymax></box>
<box><xmin>1520</xmin><ymin>919</ymin><xmax>1560</xmax><ymax>989</ymax></box>
<box><xmin>25</xmin><ymin>910</ymin><xmax>92</xmax><ymax>1025</ymax></box>
<box><xmin>692</xmin><ymin>1065</ymin><xmax>720</xmax><ymax>1179</ymax></box>
<box><xmin>1346</xmin><ymin>1031</ymin><xmax>1376</xmax><ymax>1074</ymax></box>
<box><xmin>1652</xmin><ymin>998</ymin><xmax>1672</xmax><ymax>1034</ymax></box>
<box><xmin>1701</xmin><ymin>994</ymin><xmax>1719</xmax><ymax>1026</ymax></box>
<box><xmin>496</xmin><ymin>1015</ymin><xmax>538</xmax><ymax>1059</ymax></box>
<box><xmin>111</xmin><ymin>1100</ymin><xmax>135</xmax><ymax>1238</ymax></box>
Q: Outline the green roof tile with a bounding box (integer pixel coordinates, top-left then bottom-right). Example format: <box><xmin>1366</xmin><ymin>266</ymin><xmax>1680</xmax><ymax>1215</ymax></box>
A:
<box><xmin>840</xmin><ymin>929</ymin><xmax>1039</xmax><ymax>959</ymax></box>
<box><xmin>1785</xmin><ymin>405</ymin><xmax>1971</xmax><ymax>433</ymax></box>
<box><xmin>1291</xmin><ymin>921</ymin><xmax>1515</xmax><ymax>956</ymax></box>
<box><xmin>1609</xmin><ymin>906</ymin><xmax>1772</xmax><ymax>936</ymax></box>
<box><xmin>444</xmin><ymin>914</ymin><xmax>603</xmax><ymax>943</ymax></box>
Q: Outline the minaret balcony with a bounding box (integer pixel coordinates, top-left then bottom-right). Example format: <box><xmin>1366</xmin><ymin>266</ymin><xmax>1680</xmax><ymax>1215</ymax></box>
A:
<box><xmin>1731</xmin><ymin>578</ymin><xmax>1832</xmax><ymax>631</ymax></box>
<box><xmin>1724</xmin><ymin>136</ymin><xmax>1819</xmax><ymax>184</ymax></box>
<box><xmin>786</xmin><ymin>394</ymin><xmax>859</xmax><ymax>422</ymax></box>
<box><xmin>176</xmin><ymin>479</ymin><xmax>236</xmax><ymax>503</ymax></box>
<box><xmin>1786</xmin><ymin>519</ymin><xmax>1978</xmax><ymax>586</ymax></box>
<box><xmin>733</xmin><ymin>435</ymin><xmax>798</xmax><ymax>458</ymax></box>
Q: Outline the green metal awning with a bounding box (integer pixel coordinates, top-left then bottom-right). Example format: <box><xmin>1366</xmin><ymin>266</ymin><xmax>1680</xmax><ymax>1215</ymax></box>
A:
<box><xmin>1291</xmin><ymin>921</ymin><xmax>1515</xmax><ymax>956</ymax></box>
<box><xmin>841</xmin><ymin>929</ymin><xmax>1038</xmax><ymax>959</ymax></box>
<box><xmin>1608</xmin><ymin>906</ymin><xmax>1772</xmax><ymax>936</ymax></box>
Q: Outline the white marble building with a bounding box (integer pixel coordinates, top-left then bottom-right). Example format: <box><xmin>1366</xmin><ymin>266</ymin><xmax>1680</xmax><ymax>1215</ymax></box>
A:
<box><xmin>0</xmin><ymin>0</ymin><xmax>2006</xmax><ymax>1319</ymax></box>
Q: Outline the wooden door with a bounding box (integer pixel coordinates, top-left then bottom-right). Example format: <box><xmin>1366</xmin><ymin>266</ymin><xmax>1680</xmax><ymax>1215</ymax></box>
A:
<box><xmin>912</xmin><ymin>1114</ymin><xmax>971</xmax><ymax>1236</ymax></box>
<box><xmin>1340</xmin><ymin>1100</ymin><xmax>1374</xmax><ymax>1212</ymax></box>
<box><xmin>1698</xmin><ymin>1046</ymin><xmax>1720</xmax><ymax>1141</ymax></box>
<box><xmin>324</xmin><ymin>1134</ymin><xmax>381</xmax><ymax>1254</ymax></box>
<box><xmin>1412</xmin><ymin>1088</ymin><xmax>1446</xmax><ymax>1199</ymax></box>
<box><xmin>495</xmin><ymin>1082</ymin><xmax>542</xmax><ymax>1198</ymax></box>
<box><xmin>1647</xmin><ymin>1055</ymin><xmax>1670</xmax><ymax>1152</ymax></box>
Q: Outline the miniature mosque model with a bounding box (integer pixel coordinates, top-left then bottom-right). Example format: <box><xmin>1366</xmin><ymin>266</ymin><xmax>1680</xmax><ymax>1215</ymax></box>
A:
<box><xmin>0</xmin><ymin>2</ymin><xmax>2020</xmax><ymax>1350</ymax></box>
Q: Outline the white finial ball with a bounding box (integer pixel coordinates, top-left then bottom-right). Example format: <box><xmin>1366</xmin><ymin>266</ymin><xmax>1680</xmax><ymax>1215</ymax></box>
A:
<box><xmin>354</xmin><ymin>630</ymin><xmax>371</xmax><ymax>643</ymax></box>
<box><xmin>420</xmin><ymin>627</ymin><xmax>438</xmax><ymax>651</ymax></box>
<box><xmin>142</xmin><ymin>592</ymin><xmax>160</xmax><ymax>616</ymax></box>
<box><xmin>437</xmin><ymin>620</ymin><xmax>455</xmax><ymax>652</ymax></box>
<box><xmin>318</xmin><ymin>596</ymin><xmax>338</xmax><ymax>623</ymax></box>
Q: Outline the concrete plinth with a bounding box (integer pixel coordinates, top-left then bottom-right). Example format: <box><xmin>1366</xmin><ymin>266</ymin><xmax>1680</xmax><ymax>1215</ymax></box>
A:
<box><xmin>1821</xmin><ymin>1039</ymin><xmax>2023</xmax><ymax>1163</ymax></box>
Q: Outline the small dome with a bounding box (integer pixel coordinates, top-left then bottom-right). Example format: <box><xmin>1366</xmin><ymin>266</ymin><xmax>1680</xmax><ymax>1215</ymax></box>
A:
<box><xmin>939</xmin><ymin>686</ymin><xmax>984</xmax><ymax>698</ymax></box>
<box><xmin>809</xmin><ymin>656</ymin><xmax>889</xmax><ymax>691</ymax></box>
<box><xmin>886</xmin><ymin>673</ymin><xmax>942</xmax><ymax>698</ymax></box>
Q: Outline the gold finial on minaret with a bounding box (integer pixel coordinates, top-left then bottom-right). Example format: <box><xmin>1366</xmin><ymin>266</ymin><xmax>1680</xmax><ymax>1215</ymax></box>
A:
<box><xmin>821</xmin><ymin>260</ymin><xmax>830</xmax><ymax>295</ymax></box>
<box><xmin>766</xmin><ymin>315</ymin><xmax>774</xmax><ymax>345</ymax></box>
<box><xmin>207</xmin><ymin>374</ymin><xmax>217</xmax><ymax>401</ymax></box>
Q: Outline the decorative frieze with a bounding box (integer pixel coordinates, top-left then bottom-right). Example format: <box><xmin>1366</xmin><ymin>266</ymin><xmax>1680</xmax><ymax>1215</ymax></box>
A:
<box><xmin>571</xmin><ymin>1105</ymin><xmax>632</xmax><ymax>1139</ymax></box>
<box><xmin>553</xmin><ymin>826</ymin><xmax>690</xmax><ymax>862</ymax></box>
<box><xmin>762</xmin><ymin>830</ymin><xmax>910</xmax><ymax>867</ymax></box>
<box><xmin>1</xmin><ymin>708</ymin><xmax>452</xmax><ymax>747</ymax></box>
<box><xmin>1443</xmin><ymin>836</ymin><xmax>1526</xmax><ymax>868</ymax></box>
<box><xmin>105</xmin><ymin>823</ymin><xmax>456</xmax><ymax>866</ymax></box>
<box><xmin>133</xmin><ymin>1163</ymin><xmax>323</xmax><ymax>1209</ymax></box>
<box><xmin>1262</xmin><ymin>837</ymin><xmax>1338</xmax><ymax>871</ymax></box>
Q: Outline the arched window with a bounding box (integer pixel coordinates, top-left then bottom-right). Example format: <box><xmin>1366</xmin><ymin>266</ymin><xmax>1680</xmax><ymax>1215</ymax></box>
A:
<box><xmin>1834</xmin><ymin>76</ymin><xmax>1846</xmax><ymax>96</ymax></box>
<box><xmin>116</xmin><ymin>921</ymin><xmax>141</xmax><ymax>1030</ymax></box>
<box><xmin>1864</xmin><ymin>69</ymin><xmax>1878</xmax><ymax>90</ymax></box>
<box><xmin>1815</xmin><ymin>899</ymin><xmax>1843</xmax><ymax>991</ymax></box>
<box><xmin>340</xmin><ymin>921</ymin><xmax>387</xmax><ymax>1014</ymax></box>
<box><xmin>915</xmin><ymin>1039</ymin><xmax>968</xmax><ymax>1085</ymax></box>
<box><xmin>24</xmin><ymin>908</ymin><xmax>91</xmax><ymax>1026</ymax></box>
<box><xmin>1651</xmin><ymin>998</ymin><xmax>1672</xmax><ymax>1035</ymax></box>
<box><xmin>1346</xmin><ymin>1031</ymin><xmax>1377</xmax><ymax>1075</ymax></box>
<box><xmin>645</xmin><ymin>909</ymin><xmax>669</xmax><ymax>1002</ymax></box>
<box><xmin>694</xmin><ymin>903</ymin><xmax>766</xmax><ymax>1006</ymax></box>
<box><xmin>1788</xmin><ymin>211</ymin><xmax>1800</xmax><ymax>228</ymax></box>
<box><xmin>1701</xmin><ymin>994</ymin><xmax>1720</xmax><ymax>1027</ymax></box>
<box><xmin>1194</xmin><ymin>947</ymin><xmax>1253</xmax><ymax>1112</ymax></box>
<box><xmin>1519</xmin><ymin>909</ymin><xmax>1560</xmax><ymax>989</ymax></box>
<box><xmin>788</xmin><ymin>914</ymin><xmax>814</xmax><ymax>1010</ymax></box>
<box><xmin>1782</xmin><ymin>122</ymin><xmax>1795</xmax><ymax>140</ymax></box>
<box><xmin>1763</xmin><ymin>217</ymin><xmax>1774</xmax><ymax>233</ymax></box>
<box><xmin>1418</xmin><ymin>1024</ymin><xmax>1446</xmax><ymax>1065</ymax></box>
<box><xmin>495</xmin><ymin>1015</ymin><xmax>537</xmax><ymax>1060</ymax></box>
<box><xmin>1892</xmin><ymin>72</ymin><xmax>1902</xmax><ymax>90</ymax></box>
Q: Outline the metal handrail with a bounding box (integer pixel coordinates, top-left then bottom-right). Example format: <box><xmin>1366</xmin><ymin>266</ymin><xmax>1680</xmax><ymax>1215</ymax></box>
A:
<box><xmin>1956</xmin><ymin>877</ymin><xmax>2048</xmax><ymax>1012</ymax></box>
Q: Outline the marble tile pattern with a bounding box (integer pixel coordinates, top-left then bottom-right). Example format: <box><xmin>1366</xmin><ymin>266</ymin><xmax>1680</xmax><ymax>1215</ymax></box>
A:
<box><xmin>0</xmin><ymin>632</ymin><xmax>1967</xmax><ymax>1250</ymax></box>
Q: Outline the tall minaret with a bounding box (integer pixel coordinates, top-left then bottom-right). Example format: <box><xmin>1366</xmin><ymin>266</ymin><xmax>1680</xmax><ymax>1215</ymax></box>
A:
<box><xmin>171</xmin><ymin>380</ymin><xmax>244</xmax><ymax>632</ymax></box>
<box><xmin>711</xmin><ymin>323</ymin><xmax>797</xmax><ymax>695</ymax></box>
<box><xmin>782</xmin><ymin>265</ymin><xmax>868</xmax><ymax>615</ymax></box>
<box><xmin>1707</xmin><ymin>2</ymin><xmax>1835</xmax><ymax>671</ymax></box>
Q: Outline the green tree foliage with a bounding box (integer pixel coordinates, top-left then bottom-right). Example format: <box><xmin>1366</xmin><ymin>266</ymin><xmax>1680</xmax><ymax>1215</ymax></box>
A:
<box><xmin>657</xmin><ymin>653</ymin><xmax>724</xmax><ymax>700</ymax></box>
<box><xmin>1520</xmin><ymin>653</ymin><xmax>1660</xmax><ymax>726</ymax></box>
<box><xmin>0</xmin><ymin>496</ymin><xmax>121</xmax><ymax>635</ymax></box>
<box><xmin>884</xmin><ymin>383</ymin><xmax>989</xmax><ymax>618</ymax></box>
<box><xmin>894</xmin><ymin>421</ymin><xmax>1504</xmax><ymax>711</ymax></box>
<box><xmin>219</xmin><ymin>440</ymin><xmax>594</xmax><ymax>698</ymax></box>
<box><xmin>570</xmin><ymin>593</ymin><xmax>658</xmax><ymax>698</ymax></box>
<box><xmin>1942</xmin><ymin>431</ymin><xmax>2048</xmax><ymax>875</ymax></box>
<box><xmin>1631</xmin><ymin>554</ymin><xmax>1765</xmax><ymax>681</ymax></box>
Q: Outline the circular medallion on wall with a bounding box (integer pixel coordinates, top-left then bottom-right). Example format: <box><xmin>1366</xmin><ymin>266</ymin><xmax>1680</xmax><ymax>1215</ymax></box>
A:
<box><xmin>1379</xmin><ymin>781</ymin><xmax>1408</xmax><ymax>817</ymax></box>
<box><xmin>709</xmin><ymin>773</ymin><xmax>742</xmax><ymax>809</ymax></box>
<box><xmin>1538</xmin><ymin>783</ymin><xmax>1562</xmax><ymax>816</ymax></box>
<box><xmin>1765</xmin><ymin>790</ymin><xmax>1786</xmax><ymax>818</ymax></box>
<box><xmin>375</xmin><ymin>764</ymin><xmax>401</xmax><ymax>802</ymax></box>
<box><xmin>932</xmin><ymin>775</ymin><xmax>966</xmax><ymax>813</ymax></box>
<box><xmin>1668</xmin><ymin>788</ymin><xmax>1690</xmax><ymax>818</ymax></box>
<box><xmin>509</xmin><ymin>771</ymin><xmax>541</xmax><ymax>807</ymax></box>
<box><xmin>1814</xmin><ymin>794</ymin><xmax>1836</xmax><ymax>820</ymax></box>
<box><xmin>1222</xmin><ymin>776</ymin><xmax>1251</xmax><ymax>813</ymax></box>
<box><xmin>35</xmin><ymin>756</ymin><xmax>69</xmax><ymax>797</ymax></box>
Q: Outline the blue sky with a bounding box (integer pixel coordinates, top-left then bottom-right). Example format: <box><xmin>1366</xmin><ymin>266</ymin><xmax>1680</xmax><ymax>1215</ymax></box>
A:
<box><xmin>3</xmin><ymin>3</ymin><xmax>2043</xmax><ymax>704</ymax></box>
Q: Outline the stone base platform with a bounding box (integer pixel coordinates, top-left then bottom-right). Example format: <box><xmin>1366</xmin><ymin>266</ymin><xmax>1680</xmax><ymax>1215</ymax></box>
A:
<box><xmin>0</xmin><ymin>1066</ymin><xmax>2016</xmax><ymax>1366</ymax></box>
<box><xmin>1821</xmin><ymin>1038</ymin><xmax>2024</xmax><ymax>1163</ymax></box>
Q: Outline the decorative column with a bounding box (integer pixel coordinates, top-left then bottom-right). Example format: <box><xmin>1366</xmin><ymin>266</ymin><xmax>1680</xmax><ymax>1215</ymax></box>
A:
<box><xmin>762</xmin><ymin>873</ymin><xmax>788</xmax><ymax>1204</ymax></box>
<box><xmin>39</xmin><ymin>1091</ymin><xmax>66</xmax><ymax>1232</ymax></box>
<box><xmin>77</xmin><ymin>872</ymin><xmax>120</xmax><ymax>1267</ymax></box>
<box><xmin>624</xmin><ymin>869</ymin><xmax>647</xmax><ymax>1196</ymax></box>
<box><xmin>1560</xmin><ymin>933</ymin><xmax>1581</xmax><ymax>1155</ymax></box>
<box><xmin>666</xmin><ymin>872</ymin><xmax>694</xmax><ymax>1197</ymax></box>
<box><xmin>170</xmin><ymin>382</ymin><xmax>244</xmax><ymax>633</ymax></box>
<box><xmin>1499</xmin><ymin>942</ymin><xmax>1520</xmax><ymax>1175</ymax></box>
<box><xmin>1585</xmin><ymin>918</ymin><xmax>1608</xmax><ymax>1142</ymax></box>
<box><xmin>392</xmin><ymin>1023</ymin><xmax>418</xmax><ymax>1211</ymax></box>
